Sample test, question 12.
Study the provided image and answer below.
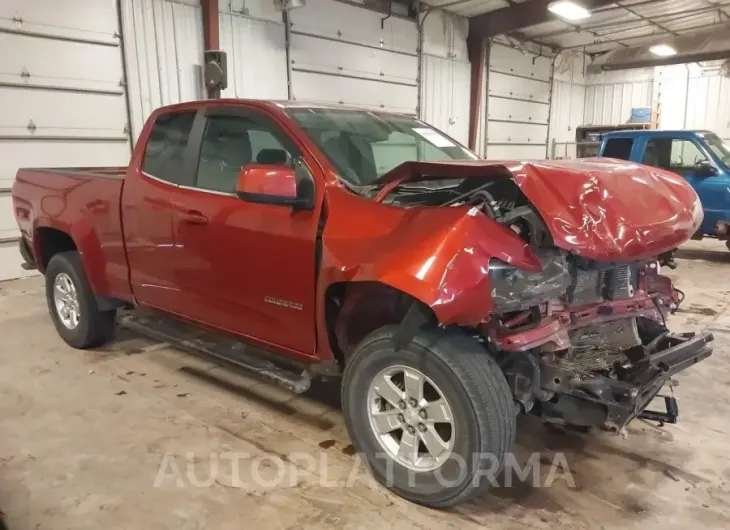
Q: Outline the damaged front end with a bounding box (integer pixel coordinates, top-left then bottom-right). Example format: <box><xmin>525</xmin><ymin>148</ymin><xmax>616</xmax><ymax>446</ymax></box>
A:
<box><xmin>487</xmin><ymin>255</ymin><xmax>713</xmax><ymax>432</ymax></box>
<box><xmin>368</xmin><ymin>159</ymin><xmax>712</xmax><ymax>433</ymax></box>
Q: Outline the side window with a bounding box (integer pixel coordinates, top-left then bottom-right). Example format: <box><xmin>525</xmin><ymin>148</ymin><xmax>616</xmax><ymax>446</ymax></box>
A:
<box><xmin>644</xmin><ymin>139</ymin><xmax>708</xmax><ymax>174</ymax></box>
<box><xmin>602</xmin><ymin>138</ymin><xmax>634</xmax><ymax>160</ymax></box>
<box><xmin>141</xmin><ymin>111</ymin><xmax>196</xmax><ymax>183</ymax></box>
<box><xmin>196</xmin><ymin>114</ymin><xmax>293</xmax><ymax>193</ymax></box>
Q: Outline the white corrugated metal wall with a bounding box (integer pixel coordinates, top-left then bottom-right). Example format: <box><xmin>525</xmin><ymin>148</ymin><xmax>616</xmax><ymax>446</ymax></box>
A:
<box><xmin>0</xmin><ymin>0</ymin><xmax>131</xmax><ymax>281</ymax></box>
<box><xmin>656</xmin><ymin>63</ymin><xmax>730</xmax><ymax>140</ymax></box>
<box><xmin>120</xmin><ymin>0</ymin><xmax>205</xmax><ymax>140</ymax></box>
<box><xmin>549</xmin><ymin>52</ymin><xmax>586</xmax><ymax>159</ymax></box>
<box><xmin>483</xmin><ymin>41</ymin><xmax>553</xmax><ymax>159</ymax></box>
<box><xmin>583</xmin><ymin>68</ymin><xmax>654</xmax><ymax>125</ymax></box>
<box><xmin>419</xmin><ymin>10</ymin><xmax>470</xmax><ymax>145</ymax></box>
<box><xmin>219</xmin><ymin>0</ymin><xmax>288</xmax><ymax>100</ymax></box>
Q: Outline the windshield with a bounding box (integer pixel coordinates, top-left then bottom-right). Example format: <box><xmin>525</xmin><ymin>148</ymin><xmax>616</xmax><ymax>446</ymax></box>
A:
<box><xmin>698</xmin><ymin>132</ymin><xmax>730</xmax><ymax>167</ymax></box>
<box><xmin>287</xmin><ymin>107</ymin><xmax>478</xmax><ymax>186</ymax></box>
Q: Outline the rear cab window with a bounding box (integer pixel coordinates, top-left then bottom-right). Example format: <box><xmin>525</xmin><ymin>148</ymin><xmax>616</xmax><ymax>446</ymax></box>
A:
<box><xmin>141</xmin><ymin>111</ymin><xmax>196</xmax><ymax>184</ymax></box>
<box><xmin>602</xmin><ymin>138</ymin><xmax>634</xmax><ymax>160</ymax></box>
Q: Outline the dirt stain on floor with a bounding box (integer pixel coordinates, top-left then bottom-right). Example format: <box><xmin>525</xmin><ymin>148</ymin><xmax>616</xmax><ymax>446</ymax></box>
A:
<box><xmin>679</xmin><ymin>305</ymin><xmax>719</xmax><ymax>316</ymax></box>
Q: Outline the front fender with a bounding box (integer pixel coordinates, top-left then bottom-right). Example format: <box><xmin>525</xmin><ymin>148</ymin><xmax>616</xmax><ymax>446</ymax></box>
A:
<box><xmin>318</xmin><ymin>187</ymin><xmax>540</xmax><ymax>326</ymax></box>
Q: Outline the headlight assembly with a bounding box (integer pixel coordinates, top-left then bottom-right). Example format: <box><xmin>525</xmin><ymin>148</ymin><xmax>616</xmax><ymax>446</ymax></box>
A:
<box><xmin>489</xmin><ymin>252</ymin><xmax>570</xmax><ymax>312</ymax></box>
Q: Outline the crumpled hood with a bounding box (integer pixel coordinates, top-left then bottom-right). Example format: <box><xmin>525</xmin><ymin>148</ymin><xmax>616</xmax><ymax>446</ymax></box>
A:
<box><xmin>374</xmin><ymin>158</ymin><xmax>703</xmax><ymax>261</ymax></box>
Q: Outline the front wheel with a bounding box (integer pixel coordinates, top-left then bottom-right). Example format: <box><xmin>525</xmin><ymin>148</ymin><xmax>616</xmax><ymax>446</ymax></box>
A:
<box><xmin>341</xmin><ymin>326</ymin><xmax>516</xmax><ymax>508</ymax></box>
<box><xmin>45</xmin><ymin>251</ymin><xmax>116</xmax><ymax>349</ymax></box>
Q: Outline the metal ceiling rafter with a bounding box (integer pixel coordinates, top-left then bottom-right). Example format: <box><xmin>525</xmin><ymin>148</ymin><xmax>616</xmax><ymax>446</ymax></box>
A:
<box><xmin>616</xmin><ymin>1</ymin><xmax>681</xmax><ymax>36</ymax></box>
<box><xmin>528</xmin><ymin>3</ymin><xmax>730</xmax><ymax>39</ymax></box>
<box><xmin>559</xmin><ymin>19</ymin><xmax>730</xmax><ymax>49</ymax></box>
<box><xmin>468</xmin><ymin>0</ymin><xmax>621</xmax><ymax>38</ymax></box>
<box><xmin>703</xmin><ymin>0</ymin><xmax>730</xmax><ymax>20</ymax></box>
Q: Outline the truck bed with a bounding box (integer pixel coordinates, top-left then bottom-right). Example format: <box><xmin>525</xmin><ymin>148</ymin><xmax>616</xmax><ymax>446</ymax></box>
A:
<box><xmin>13</xmin><ymin>165</ymin><xmax>129</xmax><ymax>298</ymax></box>
<box><xmin>17</xmin><ymin>166</ymin><xmax>127</xmax><ymax>180</ymax></box>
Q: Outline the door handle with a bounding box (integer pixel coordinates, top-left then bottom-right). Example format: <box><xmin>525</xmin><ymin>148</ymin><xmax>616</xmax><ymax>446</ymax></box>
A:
<box><xmin>180</xmin><ymin>210</ymin><xmax>208</xmax><ymax>225</ymax></box>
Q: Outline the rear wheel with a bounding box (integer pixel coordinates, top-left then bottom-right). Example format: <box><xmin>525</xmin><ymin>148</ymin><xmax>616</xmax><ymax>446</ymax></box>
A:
<box><xmin>342</xmin><ymin>325</ymin><xmax>516</xmax><ymax>508</ymax></box>
<box><xmin>45</xmin><ymin>251</ymin><xmax>116</xmax><ymax>348</ymax></box>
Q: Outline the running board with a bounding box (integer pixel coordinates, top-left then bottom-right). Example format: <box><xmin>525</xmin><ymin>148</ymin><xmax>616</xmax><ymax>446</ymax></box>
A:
<box><xmin>118</xmin><ymin>313</ymin><xmax>312</xmax><ymax>394</ymax></box>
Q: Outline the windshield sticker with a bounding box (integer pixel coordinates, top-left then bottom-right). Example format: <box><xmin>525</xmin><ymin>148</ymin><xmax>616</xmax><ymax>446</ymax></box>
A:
<box><xmin>413</xmin><ymin>127</ymin><xmax>455</xmax><ymax>148</ymax></box>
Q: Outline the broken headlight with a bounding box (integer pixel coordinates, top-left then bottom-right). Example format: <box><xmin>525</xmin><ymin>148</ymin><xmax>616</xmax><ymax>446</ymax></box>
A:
<box><xmin>489</xmin><ymin>252</ymin><xmax>570</xmax><ymax>312</ymax></box>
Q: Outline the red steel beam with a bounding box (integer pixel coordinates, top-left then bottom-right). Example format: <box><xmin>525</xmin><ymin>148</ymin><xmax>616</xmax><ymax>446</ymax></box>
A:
<box><xmin>470</xmin><ymin>0</ymin><xmax>620</xmax><ymax>38</ymax></box>
<box><xmin>466</xmin><ymin>35</ymin><xmax>486</xmax><ymax>152</ymax></box>
<box><xmin>202</xmin><ymin>0</ymin><xmax>219</xmax><ymax>50</ymax></box>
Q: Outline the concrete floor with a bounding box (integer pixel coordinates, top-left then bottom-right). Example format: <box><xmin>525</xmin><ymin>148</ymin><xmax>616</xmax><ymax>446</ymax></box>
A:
<box><xmin>1</xmin><ymin>240</ymin><xmax>730</xmax><ymax>529</ymax></box>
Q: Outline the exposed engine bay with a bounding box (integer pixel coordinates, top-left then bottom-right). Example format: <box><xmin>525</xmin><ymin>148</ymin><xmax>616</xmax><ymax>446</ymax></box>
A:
<box><xmin>377</xmin><ymin>173</ymin><xmax>714</xmax><ymax>433</ymax></box>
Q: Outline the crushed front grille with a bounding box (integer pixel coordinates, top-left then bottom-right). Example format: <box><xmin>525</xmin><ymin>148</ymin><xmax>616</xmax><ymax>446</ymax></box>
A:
<box><xmin>558</xmin><ymin>318</ymin><xmax>641</xmax><ymax>373</ymax></box>
<box><xmin>570</xmin><ymin>269</ymin><xmax>605</xmax><ymax>306</ymax></box>
<box><xmin>569</xmin><ymin>264</ymin><xmax>635</xmax><ymax>307</ymax></box>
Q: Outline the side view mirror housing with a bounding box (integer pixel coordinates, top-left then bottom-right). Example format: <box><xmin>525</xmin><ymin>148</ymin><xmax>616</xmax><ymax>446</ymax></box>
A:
<box><xmin>236</xmin><ymin>161</ymin><xmax>315</xmax><ymax>210</ymax></box>
<box><xmin>696</xmin><ymin>160</ymin><xmax>718</xmax><ymax>177</ymax></box>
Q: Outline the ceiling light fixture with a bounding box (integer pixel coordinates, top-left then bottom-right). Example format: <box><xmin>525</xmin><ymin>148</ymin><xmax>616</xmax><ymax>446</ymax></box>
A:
<box><xmin>548</xmin><ymin>1</ymin><xmax>592</xmax><ymax>21</ymax></box>
<box><xmin>649</xmin><ymin>44</ymin><xmax>677</xmax><ymax>57</ymax></box>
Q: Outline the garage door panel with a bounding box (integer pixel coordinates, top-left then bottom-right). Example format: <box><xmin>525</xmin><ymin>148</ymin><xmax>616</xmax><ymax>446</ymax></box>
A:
<box><xmin>488</xmin><ymin>98</ymin><xmax>549</xmax><ymax>125</ymax></box>
<box><xmin>0</xmin><ymin>196</ymin><xmax>18</xmax><ymax>241</ymax></box>
<box><xmin>488</xmin><ymin>72</ymin><xmax>550</xmax><ymax>104</ymax></box>
<box><xmin>489</xmin><ymin>45</ymin><xmax>552</xmax><ymax>82</ymax></box>
<box><xmin>0</xmin><ymin>87</ymin><xmax>128</xmax><ymax>138</ymax></box>
<box><xmin>487</xmin><ymin>121</ymin><xmax>548</xmax><ymax>144</ymax></box>
<box><xmin>289</xmin><ymin>0</ymin><xmax>417</xmax><ymax>54</ymax></box>
<box><xmin>0</xmin><ymin>140</ymin><xmax>130</xmax><ymax>191</ymax></box>
<box><xmin>291</xmin><ymin>71</ymin><xmax>417</xmax><ymax>114</ymax></box>
<box><xmin>0</xmin><ymin>0</ymin><xmax>128</xmax><ymax>282</ymax></box>
<box><xmin>290</xmin><ymin>35</ymin><xmax>417</xmax><ymax>86</ymax></box>
<box><xmin>0</xmin><ymin>34</ymin><xmax>123</xmax><ymax>93</ymax></box>
<box><xmin>289</xmin><ymin>0</ymin><xmax>418</xmax><ymax>115</ymax></box>
<box><xmin>486</xmin><ymin>144</ymin><xmax>547</xmax><ymax>159</ymax></box>
<box><xmin>485</xmin><ymin>42</ymin><xmax>552</xmax><ymax>161</ymax></box>
<box><xmin>0</xmin><ymin>244</ymin><xmax>37</xmax><ymax>280</ymax></box>
<box><xmin>0</xmin><ymin>0</ymin><xmax>119</xmax><ymax>43</ymax></box>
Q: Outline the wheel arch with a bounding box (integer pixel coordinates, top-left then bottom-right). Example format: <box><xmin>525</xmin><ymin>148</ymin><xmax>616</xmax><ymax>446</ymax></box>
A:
<box><xmin>324</xmin><ymin>280</ymin><xmax>438</xmax><ymax>365</ymax></box>
<box><xmin>34</xmin><ymin>226</ymin><xmax>78</xmax><ymax>273</ymax></box>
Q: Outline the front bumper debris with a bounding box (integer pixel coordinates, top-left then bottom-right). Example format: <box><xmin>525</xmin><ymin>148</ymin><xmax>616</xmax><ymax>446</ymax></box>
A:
<box><xmin>638</xmin><ymin>395</ymin><xmax>679</xmax><ymax>425</ymax></box>
<box><xmin>540</xmin><ymin>332</ymin><xmax>713</xmax><ymax>431</ymax></box>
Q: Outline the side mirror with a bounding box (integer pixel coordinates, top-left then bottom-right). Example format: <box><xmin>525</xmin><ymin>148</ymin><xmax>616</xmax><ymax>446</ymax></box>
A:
<box><xmin>696</xmin><ymin>160</ymin><xmax>718</xmax><ymax>177</ymax></box>
<box><xmin>236</xmin><ymin>163</ymin><xmax>315</xmax><ymax>210</ymax></box>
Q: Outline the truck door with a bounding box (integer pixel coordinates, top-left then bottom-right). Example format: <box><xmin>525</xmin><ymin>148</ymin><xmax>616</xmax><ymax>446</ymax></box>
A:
<box><xmin>641</xmin><ymin>137</ymin><xmax>726</xmax><ymax>235</ymax></box>
<box><xmin>169</xmin><ymin>107</ymin><xmax>321</xmax><ymax>359</ymax></box>
<box><xmin>122</xmin><ymin>110</ymin><xmax>195</xmax><ymax>309</ymax></box>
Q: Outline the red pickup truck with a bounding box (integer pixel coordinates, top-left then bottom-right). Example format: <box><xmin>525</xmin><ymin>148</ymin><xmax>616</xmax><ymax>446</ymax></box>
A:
<box><xmin>13</xmin><ymin>99</ymin><xmax>712</xmax><ymax>508</ymax></box>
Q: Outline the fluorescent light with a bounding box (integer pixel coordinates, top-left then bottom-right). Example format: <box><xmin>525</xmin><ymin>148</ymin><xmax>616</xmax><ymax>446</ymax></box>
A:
<box><xmin>649</xmin><ymin>44</ymin><xmax>677</xmax><ymax>57</ymax></box>
<box><xmin>548</xmin><ymin>1</ymin><xmax>592</xmax><ymax>21</ymax></box>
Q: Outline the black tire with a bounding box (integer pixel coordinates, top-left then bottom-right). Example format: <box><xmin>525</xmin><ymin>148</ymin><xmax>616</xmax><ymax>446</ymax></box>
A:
<box><xmin>45</xmin><ymin>251</ymin><xmax>116</xmax><ymax>349</ymax></box>
<box><xmin>341</xmin><ymin>325</ymin><xmax>516</xmax><ymax>508</ymax></box>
